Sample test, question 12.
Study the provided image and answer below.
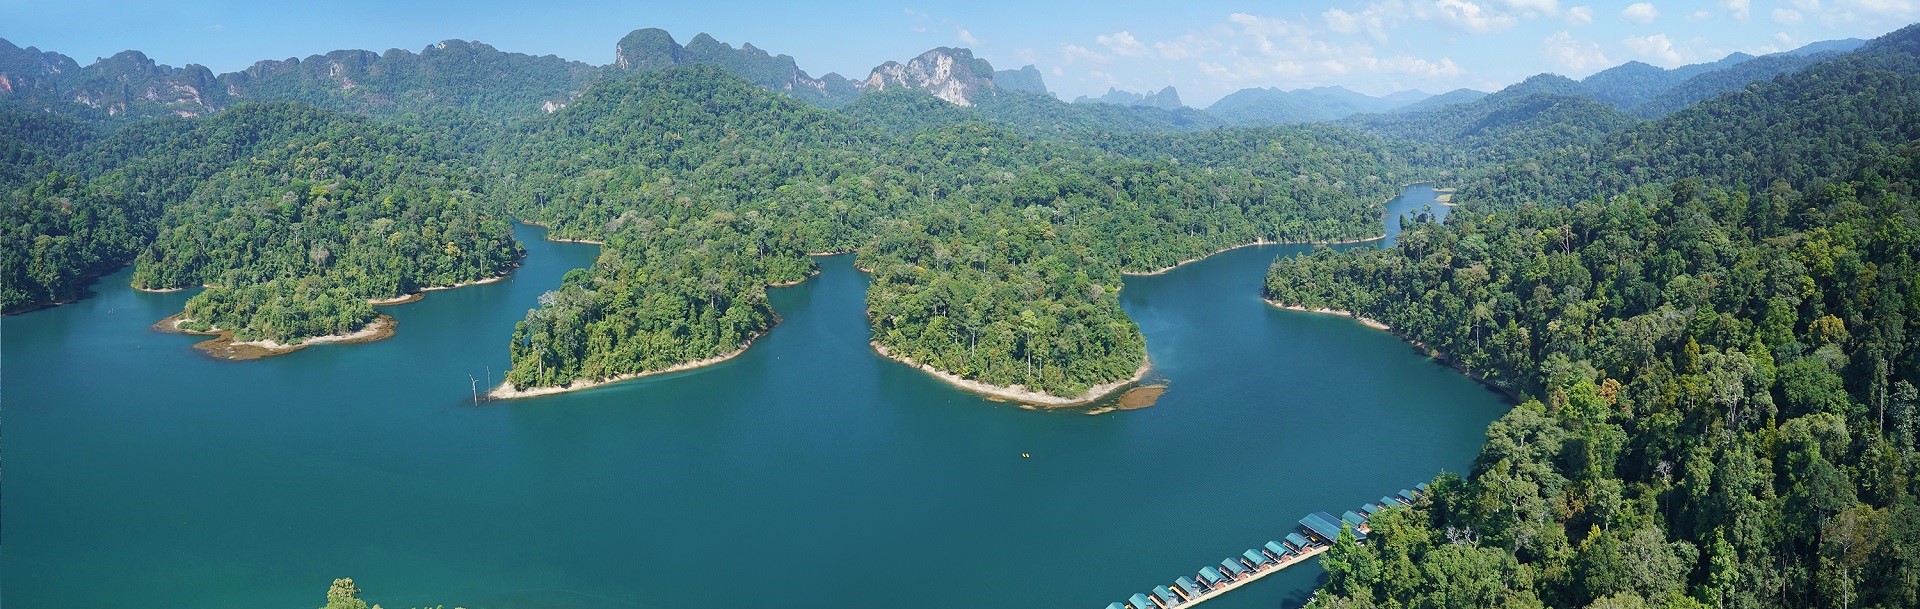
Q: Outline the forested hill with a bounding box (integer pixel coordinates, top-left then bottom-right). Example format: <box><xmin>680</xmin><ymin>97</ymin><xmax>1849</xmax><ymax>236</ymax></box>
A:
<box><xmin>2</xmin><ymin>102</ymin><xmax>520</xmax><ymax>342</ymax></box>
<box><xmin>1271</xmin><ymin>165</ymin><xmax>1920</xmax><ymax>609</ymax></box>
<box><xmin>491</xmin><ymin>65</ymin><xmax>1399</xmax><ymax>397</ymax></box>
<box><xmin>1264</xmin><ymin>23</ymin><xmax>1920</xmax><ymax>609</ymax></box>
<box><xmin>1461</xmin><ymin>23</ymin><xmax>1920</xmax><ymax>207</ymax></box>
<box><xmin>1343</xmin><ymin>74</ymin><xmax>1641</xmax><ymax>177</ymax></box>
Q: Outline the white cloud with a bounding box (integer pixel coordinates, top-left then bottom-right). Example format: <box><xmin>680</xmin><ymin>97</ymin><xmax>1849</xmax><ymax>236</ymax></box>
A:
<box><xmin>1154</xmin><ymin>34</ymin><xmax>1219</xmax><ymax>60</ymax></box>
<box><xmin>1688</xmin><ymin>9</ymin><xmax>1713</xmax><ymax>20</ymax></box>
<box><xmin>1622</xmin><ymin>33</ymin><xmax>1684</xmax><ymax>66</ymax></box>
<box><xmin>1501</xmin><ymin>0</ymin><xmax>1561</xmax><ymax>17</ymax></box>
<box><xmin>1051</xmin><ymin>66</ymin><xmax>1064</xmax><ymax>76</ymax></box>
<box><xmin>1723</xmin><ymin>0</ymin><xmax>1751</xmax><ymax>20</ymax></box>
<box><xmin>1776</xmin><ymin>31</ymin><xmax>1798</xmax><ymax>46</ymax></box>
<box><xmin>1425</xmin><ymin>0</ymin><xmax>1520</xmax><ymax>33</ymax></box>
<box><xmin>1095</xmin><ymin>31</ymin><xmax>1150</xmax><ymax>57</ymax></box>
<box><xmin>1845</xmin><ymin>0</ymin><xmax>1917</xmax><ymax>17</ymax></box>
<box><xmin>955</xmin><ymin>27</ymin><xmax>979</xmax><ymax>46</ymax></box>
<box><xmin>1772</xmin><ymin>8</ymin><xmax>1804</xmax><ymax>23</ymax></box>
<box><xmin>1321</xmin><ymin>3</ymin><xmax>1406</xmax><ymax>40</ymax></box>
<box><xmin>1791</xmin><ymin>0</ymin><xmax>1822</xmax><ymax>10</ymax></box>
<box><xmin>1567</xmin><ymin>5</ymin><xmax>1594</xmax><ymax>23</ymax></box>
<box><xmin>1352</xmin><ymin>54</ymin><xmax>1465</xmax><ymax>77</ymax></box>
<box><xmin>1325</xmin><ymin>8</ymin><xmax>1364</xmax><ymax>33</ymax></box>
<box><xmin>1542</xmin><ymin>31</ymin><xmax>1611</xmax><ymax>71</ymax></box>
<box><xmin>1061</xmin><ymin>44</ymin><xmax>1106</xmax><ymax>64</ymax></box>
<box><xmin>1621</xmin><ymin>2</ymin><xmax>1659</xmax><ymax>23</ymax></box>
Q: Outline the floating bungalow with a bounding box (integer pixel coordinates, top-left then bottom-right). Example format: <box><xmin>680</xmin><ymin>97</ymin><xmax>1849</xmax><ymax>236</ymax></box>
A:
<box><xmin>1098</xmin><ymin>484</ymin><xmax>1429</xmax><ymax>609</ymax></box>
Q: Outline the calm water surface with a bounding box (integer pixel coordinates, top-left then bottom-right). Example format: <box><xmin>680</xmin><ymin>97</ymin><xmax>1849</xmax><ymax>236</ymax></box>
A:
<box><xmin>2</xmin><ymin>186</ymin><xmax>1495</xmax><ymax>609</ymax></box>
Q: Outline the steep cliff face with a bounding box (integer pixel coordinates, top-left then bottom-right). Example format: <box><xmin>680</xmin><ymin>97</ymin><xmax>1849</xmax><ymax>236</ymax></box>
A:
<box><xmin>0</xmin><ymin>37</ymin><xmax>594</xmax><ymax>119</ymax></box>
<box><xmin>0</xmin><ymin>39</ymin><xmax>81</xmax><ymax>106</ymax></box>
<box><xmin>992</xmin><ymin>65</ymin><xmax>1048</xmax><ymax>96</ymax></box>
<box><xmin>62</xmin><ymin>51</ymin><xmax>224</xmax><ymax>117</ymax></box>
<box><xmin>614</xmin><ymin>28</ymin><xmax>684</xmax><ymax>71</ymax></box>
<box><xmin>609</xmin><ymin>29</ymin><xmax>861</xmax><ymax>107</ymax></box>
<box><xmin>0</xmin><ymin>31</ymin><xmax>1010</xmax><ymax>117</ymax></box>
<box><xmin>861</xmin><ymin>47</ymin><xmax>997</xmax><ymax>106</ymax></box>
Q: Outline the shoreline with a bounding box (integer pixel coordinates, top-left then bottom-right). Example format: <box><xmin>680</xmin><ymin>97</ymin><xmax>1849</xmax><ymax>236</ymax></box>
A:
<box><xmin>487</xmin><ymin>332</ymin><xmax>765</xmax><ymax>400</ymax></box>
<box><xmin>367</xmin><ymin>293</ymin><xmax>425</xmax><ymax>306</ymax></box>
<box><xmin>367</xmin><ymin>264</ymin><xmax>521</xmax><ymax>306</ymax></box>
<box><xmin>517</xmin><ymin>219</ymin><xmax>607</xmax><ymax>245</ymax></box>
<box><xmin>419</xmin><ymin>273</ymin><xmax>510</xmax><ymax>292</ymax></box>
<box><xmin>1267</xmin><ymin>302</ymin><xmax>1392</xmax><ymax>331</ymax></box>
<box><xmin>870</xmin><ymin>341</ymin><xmax>1151</xmax><ymax>407</ymax></box>
<box><xmin>1121</xmin><ymin>234</ymin><xmax>1386</xmax><ymax>277</ymax></box>
<box><xmin>153</xmin><ymin>312</ymin><xmax>397</xmax><ymax>360</ymax></box>
<box><xmin>766</xmin><ymin>268</ymin><xmax>821</xmax><ymax>288</ymax></box>
<box><xmin>1266</xmin><ymin>299</ymin><xmax>1522</xmax><ymax>401</ymax></box>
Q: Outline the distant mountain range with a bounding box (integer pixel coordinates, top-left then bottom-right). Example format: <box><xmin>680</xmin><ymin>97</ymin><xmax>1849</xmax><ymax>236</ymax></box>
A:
<box><xmin>0</xmin><ymin>27</ymin><xmax>1872</xmax><ymax>129</ymax></box>
<box><xmin>0</xmin><ymin>28</ymin><xmax>1048</xmax><ymax>119</ymax></box>
<box><xmin>1205</xmin><ymin>85</ymin><xmax>1446</xmax><ymax>125</ymax></box>
<box><xmin>1072</xmin><ymin>86</ymin><xmax>1184</xmax><ymax>110</ymax></box>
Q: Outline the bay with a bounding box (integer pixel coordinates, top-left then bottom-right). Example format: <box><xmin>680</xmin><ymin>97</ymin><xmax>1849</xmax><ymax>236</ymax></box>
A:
<box><xmin>1</xmin><ymin>185</ymin><xmax>1499</xmax><ymax>609</ymax></box>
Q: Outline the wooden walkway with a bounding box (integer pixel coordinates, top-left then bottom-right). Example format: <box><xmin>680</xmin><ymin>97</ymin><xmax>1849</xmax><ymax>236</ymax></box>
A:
<box><xmin>1164</xmin><ymin>543</ymin><xmax>1330</xmax><ymax>608</ymax></box>
<box><xmin>1104</xmin><ymin>484</ymin><xmax>1427</xmax><ymax>609</ymax></box>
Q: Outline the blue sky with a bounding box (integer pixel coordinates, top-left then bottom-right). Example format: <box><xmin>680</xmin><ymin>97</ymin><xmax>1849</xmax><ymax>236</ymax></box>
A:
<box><xmin>5</xmin><ymin>0</ymin><xmax>1916</xmax><ymax>106</ymax></box>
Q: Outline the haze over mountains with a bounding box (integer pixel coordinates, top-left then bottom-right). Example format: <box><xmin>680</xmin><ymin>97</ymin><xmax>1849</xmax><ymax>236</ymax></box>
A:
<box><xmin>0</xmin><ymin>27</ymin><xmax>1870</xmax><ymax>129</ymax></box>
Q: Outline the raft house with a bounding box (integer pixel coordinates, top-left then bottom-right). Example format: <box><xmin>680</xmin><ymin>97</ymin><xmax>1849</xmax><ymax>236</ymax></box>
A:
<box><xmin>1102</xmin><ymin>484</ymin><xmax>1429</xmax><ymax>609</ymax></box>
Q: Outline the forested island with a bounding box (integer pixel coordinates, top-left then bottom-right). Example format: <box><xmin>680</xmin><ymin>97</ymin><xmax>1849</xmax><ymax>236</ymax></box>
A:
<box><xmin>5</xmin><ymin>18</ymin><xmax>1920</xmax><ymax>609</ymax></box>
<box><xmin>482</xmin><ymin>63</ymin><xmax>1405</xmax><ymax>400</ymax></box>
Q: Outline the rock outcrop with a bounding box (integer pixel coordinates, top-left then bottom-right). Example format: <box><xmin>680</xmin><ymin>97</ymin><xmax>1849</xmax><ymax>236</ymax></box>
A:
<box><xmin>861</xmin><ymin>47</ymin><xmax>997</xmax><ymax>106</ymax></box>
<box><xmin>992</xmin><ymin>65</ymin><xmax>1048</xmax><ymax>96</ymax></box>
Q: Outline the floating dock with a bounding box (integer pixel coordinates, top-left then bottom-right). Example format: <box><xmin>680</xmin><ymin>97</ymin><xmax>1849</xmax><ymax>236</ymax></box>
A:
<box><xmin>1101</xmin><ymin>483</ymin><xmax>1428</xmax><ymax>609</ymax></box>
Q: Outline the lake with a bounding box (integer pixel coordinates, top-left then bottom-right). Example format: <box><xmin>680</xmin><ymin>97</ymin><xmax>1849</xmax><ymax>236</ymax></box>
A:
<box><xmin>1</xmin><ymin>184</ymin><xmax>1497</xmax><ymax>609</ymax></box>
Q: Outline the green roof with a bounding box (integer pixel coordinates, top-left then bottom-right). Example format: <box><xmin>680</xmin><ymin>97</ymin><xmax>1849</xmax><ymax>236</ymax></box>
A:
<box><xmin>1300</xmin><ymin>511</ymin><xmax>1344</xmax><ymax>540</ymax></box>
<box><xmin>1199</xmin><ymin>566</ymin><xmax>1226</xmax><ymax>583</ymax></box>
<box><xmin>1176</xmin><ymin>576</ymin><xmax>1202</xmax><ymax>595</ymax></box>
<box><xmin>1154</xmin><ymin>586</ymin><xmax>1178</xmax><ymax>603</ymax></box>
<box><xmin>1221</xmin><ymin>558</ymin><xmax>1248</xmax><ymax>575</ymax></box>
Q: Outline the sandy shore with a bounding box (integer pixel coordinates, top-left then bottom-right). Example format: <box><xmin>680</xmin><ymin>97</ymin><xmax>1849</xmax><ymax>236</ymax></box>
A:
<box><xmin>870</xmin><ymin>341</ymin><xmax>1150</xmax><ymax>407</ymax></box>
<box><xmin>766</xmin><ymin>268</ymin><xmax>821</xmax><ymax>288</ymax></box>
<box><xmin>1122</xmin><ymin>234</ymin><xmax>1385</xmax><ymax>277</ymax></box>
<box><xmin>420</xmin><ymin>274</ymin><xmax>509</xmax><ymax>292</ymax></box>
<box><xmin>488</xmin><ymin>333</ymin><xmax>764</xmax><ymax>400</ymax></box>
<box><xmin>133</xmin><ymin>285</ymin><xmax>187</xmax><ymax>293</ymax></box>
<box><xmin>154</xmin><ymin>312</ymin><xmax>397</xmax><ymax>360</ymax></box>
<box><xmin>1267</xmin><ymin>301</ymin><xmax>1393</xmax><ymax>331</ymax></box>
<box><xmin>367</xmin><ymin>293</ymin><xmax>425</xmax><ymax>305</ymax></box>
<box><xmin>1268</xmin><ymin>300</ymin><xmax>1521</xmax><ymax>400</ymax></box>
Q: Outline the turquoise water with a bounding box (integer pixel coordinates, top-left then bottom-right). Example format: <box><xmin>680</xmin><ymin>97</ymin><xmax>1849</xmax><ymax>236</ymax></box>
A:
<box><xmin>2</xmin><ymin>186</ymin><xmax>1500</xmax><ymax>609</ymax></box>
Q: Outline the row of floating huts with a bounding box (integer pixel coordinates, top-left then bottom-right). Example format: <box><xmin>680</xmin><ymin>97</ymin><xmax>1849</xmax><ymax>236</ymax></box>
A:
<box><xmin>1103</xmin><ymin>483</ymin><xmax>1429</xmax><ymax>609</ymax></box>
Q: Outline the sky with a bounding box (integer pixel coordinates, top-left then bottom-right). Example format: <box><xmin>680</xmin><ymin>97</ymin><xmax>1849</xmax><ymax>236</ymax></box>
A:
<box><xmin>4</xmin><ymin>0</ymin><xmax>1917</xmax><ymax>106</ymax></box>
